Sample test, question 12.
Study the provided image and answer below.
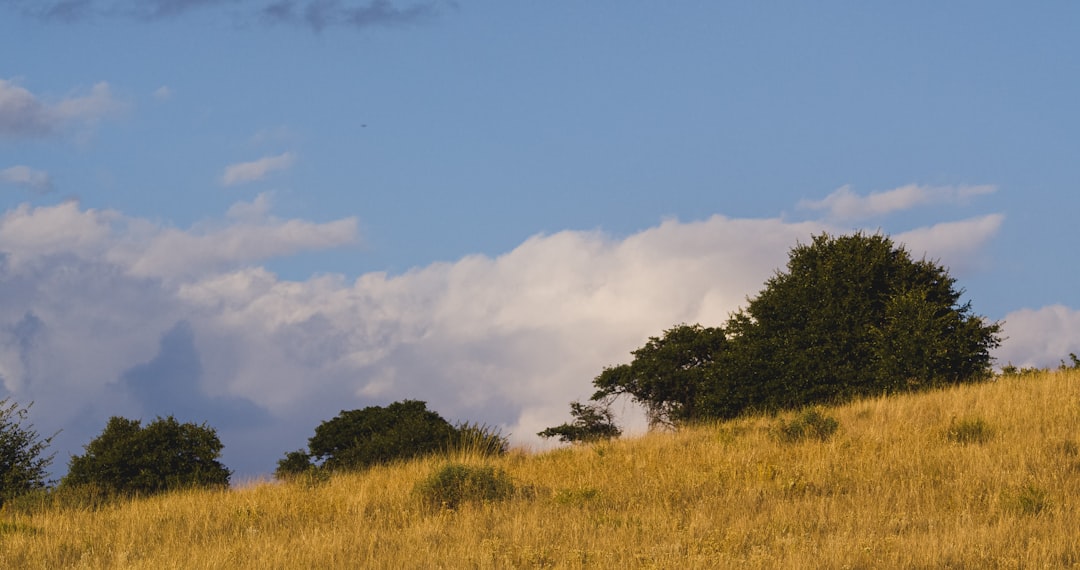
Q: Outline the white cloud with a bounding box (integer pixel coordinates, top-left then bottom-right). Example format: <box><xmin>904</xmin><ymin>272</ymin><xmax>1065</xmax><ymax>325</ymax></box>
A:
<box><xmin>0</xmin><ymin>195</ymin><xmax>1016</xmax><ymax>478</ymax></box>
<box><xmin>798</xmin><ymin>184</ymin><xmax>997</xmax><ymax>221</ymax></box>
<box><xmin>153</xmin><ymin>86</ymin><xmax>172</xmax><ymax>101</ymax></box>
<box><xmin>220</xmin><ymin>152</ymin><xmax>296</xmax><ymax>186</ymax></box>
<box><xmin>0</xmin><ymin>194</ymin><xmax>358</xmax><ymax>280</ymax></box>
<box><xmin>994</xmin><ymin>305</ymin><xmax>1080</xmax><ymax>369</ymax></box>
<box><xmin>0</xmin><ymin>79</ymin><xmax>121</xmax><ymax>138</ymax></box>
<box><xmin>1</xmin><ymin>165</ymin><xmax>54</xmax><ymax>193</ymax></box>
<box><xmin>894</xmin><ymin>214</ymin><xmax>1005</xmax><ymax>273</ymax></box>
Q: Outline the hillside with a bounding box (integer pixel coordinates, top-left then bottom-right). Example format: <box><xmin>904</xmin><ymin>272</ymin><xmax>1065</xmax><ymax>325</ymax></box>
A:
<box><xmin>3</xmin><ymin>369</ymin><xmax>1079</xmax><ymax>569</ymax></box>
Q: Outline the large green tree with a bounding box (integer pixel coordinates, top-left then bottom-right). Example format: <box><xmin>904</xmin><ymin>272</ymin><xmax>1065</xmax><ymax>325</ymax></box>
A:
<box><xmin>277</xmin><ymin>400</ymin><xmax>506</xmax><ymax>479</ymax></box>
<box><xmin>537</xmin><ymin>400</ymin><xmax>622</xmax><ymax>443</ymax></box>
<box><xmin>590</xmin><ymin>323</ymin><xmax>727</xmax><ymax>428</ymax></box>
<box><xmin>63</xmin><ymin>416</ymin><xmax>230</xmax><ymax>495</ymax></box>
<box><xmin>553</xmin><ymin>232</ymin><xmax>1002</xmax><ymax>436</ymax></box>
<box><xmin>701</xmin><ymin>232</ymin><xmax>1001</xmax><ymax>417</ymax></box>
<box><xmin>1</xmin><ymin>399</ymin><xmax>55</xmax><ymax>506</ymax></box>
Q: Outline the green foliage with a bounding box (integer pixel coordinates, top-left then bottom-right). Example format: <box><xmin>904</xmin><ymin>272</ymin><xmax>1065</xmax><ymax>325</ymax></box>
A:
<box><xmin>307</xmin><ymin>400</ymin><xmax>457</xmax><ymax>472</ymax></box>
<box><xmin>0</xmin><ymin>399</ymin><xmax>55</xmax><ymax>507</ymax></box>
<box><xmin>287</xmin><ymin>400</ymin><xmax>504</xmax><ymax>477</ymax></box>
<box><xmin>3</xmin><ymin>483</ymin><xmax>122</xmax><ymax>514</ymax></box>
<box><xmin>702</xmin><ymin>232</ymin><xmax>1001</xmax><ymax>417</ymax></box>
<box><xmin>538</xmin><ymin>401</ymin><xmax>622</xmax><ymax>444</ymax></box>
<box><xmin>773</xmin><ymin>408</ymin><xmax>840</xmax><ymax>443</ymax></box>
<box><xmin>999</xmin><ymin>363</ymin><xmax>1046</xmax><ymax>377</ymax></box>
<box><xmin>274</xmin><ymin>450</ymin><xmax>316</xmax><ymax>481</ymax></box>
<box><xmin>450</xmin><ymin>422</ymin><xmax>510</xmax><ymax>457</ymax></box>
<box><xmin>998</xmin><ymin>353</ymin><xmax>1079</xmax><ymax>377</ymax></box>
<box><xmin>63</xmin><ymin>416</ymin><xmax>230</xmax><ymax>496</ymax></box>
<box><xmin>946</xmin><ymin>416</ymin><xmax>995</xmax><ymax>445</ymax></box>
<box><xmin>415</xmin><ymin>463</ymin><xmax>515</xmax><ymax>510</ymax></box>
<box><xmin>1003</xmin><ymin>483</ymin><xmax>1051</xmax><ymax>516</ymax></box>
<box><xmin>591</xmin><ymin>323</ymin><xmax>727</xmax><ymax>428</ymax></box>
<box><xmin>553</xmin><ymin>487</ymin><xmax>601</xmax><ymax>506</ymax></box>
<box><xmin>577</xmin><ymin>233</ymin><xmax>1000</xmax><ymax>430</ymax></box>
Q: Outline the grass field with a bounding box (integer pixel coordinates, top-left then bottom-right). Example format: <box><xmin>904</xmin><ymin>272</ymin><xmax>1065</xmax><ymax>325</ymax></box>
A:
<box><xmin>3</xmin><ymin>369</ymin><xmax>1079</xmax><ymax>569</ymax></box>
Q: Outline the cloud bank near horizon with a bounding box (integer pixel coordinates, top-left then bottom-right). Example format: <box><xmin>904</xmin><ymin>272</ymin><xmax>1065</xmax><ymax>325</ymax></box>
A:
<box><xmin>798</xmin><ymin>184</ymin><xmax>998</xmax><ymax>222</ymax></box>
<box><xmin>0</xmin><ymin>0</ymin><xmax>448</xmax><ymax>31</ymax></box>
<box><xmin>0</xmin><ymin>189</ymin><xmax>1065</xmax><ymax>478</ymax></box>
<box><xmin>0</xmin><ymin>79</ymin><xmax>121</xmax><ymax>139</ymax></box>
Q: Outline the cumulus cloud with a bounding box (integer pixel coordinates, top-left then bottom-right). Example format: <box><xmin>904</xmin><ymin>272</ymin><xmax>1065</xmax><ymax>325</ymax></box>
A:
<box><xmin>0</xmin><ymin>192</ymin><xmax>1016</xmax><ymax>478</ymax></box>
<box><xmin>893</xmin><ymin>214</ymin><xmax>1005</xmax><ymax>273</ymax></box>
<box><xmin>221</xmin><ymin>152</ymin><xmax>296</xmax><ymax>186</ymax></box>
<box><xmin>0</xmin><ymin>79</ymin><xmax>121</xmax><ymax>138</ymax></box>
<box><xmin>798</xmin><ymin>184</ymin><xmax>997</xmax><ymax>221</ymax></box>
<box><xmin>1</xmin><ymin>0</ymin><xmax>448</xmax><ymax>30</ymax></box>
<box><xmin>1</xmin><ymin>165</ymin><xmax>54</xmax><ymax>193</ymax></box>
<box><xmin>0</xmin><ymin>194</ymin><xmax>358</xmax><ymax>280</ymax></box>
<box><xmin>261</xmin><ymin>0</ymin><xmax>442</xmax><ymax>31</ymax></box>
<box><xmin>994</xmin><ymin>305</ymin><xmax>1080</xmax><ymax>369</ymax></box>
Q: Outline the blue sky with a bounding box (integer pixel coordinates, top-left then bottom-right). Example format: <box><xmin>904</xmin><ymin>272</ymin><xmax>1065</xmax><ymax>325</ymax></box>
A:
<box><xmin>2</xmin><ymin>1</ymin><xmax>1079</xmax><ymax>479</ymax></box>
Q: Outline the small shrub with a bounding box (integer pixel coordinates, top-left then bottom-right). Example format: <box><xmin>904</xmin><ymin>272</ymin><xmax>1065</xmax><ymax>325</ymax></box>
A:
<box><xmin>63</xmin><ymin>416</ymin><xmax>230</xmax><ymax>496</ymax></box>
<box><xmin>773</xmin><ymin>408</ymin><xmax>839</xmax><ymax>443</ymax></box>
<box><xmin>415</xmin><ymin>463</ymin><xmax>514</xmax><ymax>510</ymax></box>
<box><xmin>450</xmin><ymin>422</ymin><xmax>509</xmax><ymax>457</ymax></box>
<box><xmin>946</xmin><ymin>417</ymin><xmax>994</xmax><ymax>445</ymax></box>
<box><xmin>539</xmin><ymin>401</ymin><xmax>622</xmax><ymax>444</ymax></box>
<box><xmin>3</xmin><ymin>483</ymin><xmax>122</xmax><ymax>515</ymax></box>
<box><xmin>1</xmin><ymin>399</ymin><xmax>55</xmax><ymax>508</ymax></box>
<box><xmin>554</xmin><ymin>487</ymin><xmax>601</xmax><ymax>506</ymax></box>
<box><xmin>1004</xmin><ymin>483</ymin><xmax>1051</xmax><ymax>516</ymax></box>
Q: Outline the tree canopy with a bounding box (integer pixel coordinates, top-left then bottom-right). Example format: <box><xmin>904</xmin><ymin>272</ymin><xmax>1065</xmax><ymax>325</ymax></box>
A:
<box><xmin>591</xmin><ymin>323</ymin><xmax>727</xmax><ymax>428</ymax></box>
<box><xmin>705</xmin><ymin>232</ymin><xmax>1001</xmax><ymax>417</ymax></box>
<box><xmin>537</xmin><ymin>400</ymin><xmax>622</xmax><ymax>444</ymax></box>
<box><xmin>63</xmin><ymin>416</ymin><xmax>230</xmax><ymax>495</ymax></box>
<box><xmin>277</xmin><ymin>400</ymin><xmax>506</xmax><ymax>479</ymax></box>
<box><xmin>547</xmin><ymin>232</ymin><xmax>1003</xmax><ymax>436</ymax></box>
<box><xmin>1</xmin><ymin>399</ymin><xmax>55</xmax><ymax>506</ymax></box>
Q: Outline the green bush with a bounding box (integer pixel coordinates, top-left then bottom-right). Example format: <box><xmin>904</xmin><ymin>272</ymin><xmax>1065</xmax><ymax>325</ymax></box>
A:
<box><xmin>0</xmin><ymin>399</ymin><xmax>55</xmax><ymax>508</ymax></box>
<box><xmin>773</xmin><ymin>408</ymin><xmax>840</xmax><ymax>443</ymax></box>
<box><xmin>580</xmin><ymin>233</ymin><xmax>1001</xmax><ymax>429</ymax></box>
<box><xmin>946</xmin><ymin>417</ymin><xmax>994</xmax><ymax>445</ymax></box>
<box><xmin>415</xmin><ymin>463</ymin><xmax>515</xmax><ymax>510</ymax></box>
<box><xmin>63</xmin><ymin>416</ymin><xmax>230</xmax><ymax>496</ymax></box>
<box><xmin>284</xmin><ymin>400</ymin><xmax>506</xmax><ymax>478</ymax></box>
<box><xmin>1003</xmin><ymin>483</ymin><xmax>1051</xmax><ymax>516</ymax></box>
<box><xmin>450</xmin><ymin>422</ymin><xmax>509</xmax><ymax>457</ymax></box>
<box><xmin>709</xmin><ymin>233</ymin><xmax>1001</xmax><ymax>417</ymax></box>
<box><xmin>539</xmin><ymin>401</ymin><xmax>622</xmax><ymax>444</ymax></box>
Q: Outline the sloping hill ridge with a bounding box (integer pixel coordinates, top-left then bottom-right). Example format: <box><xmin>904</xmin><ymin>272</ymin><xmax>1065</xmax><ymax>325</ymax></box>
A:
<box><xmin>3</xmin><ymin>370</ymin><xmax>1079</xmax><ymax>569</ymax></box>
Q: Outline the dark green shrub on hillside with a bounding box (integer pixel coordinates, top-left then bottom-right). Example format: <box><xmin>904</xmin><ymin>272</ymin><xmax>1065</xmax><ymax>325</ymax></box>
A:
<box><xmin>281</xmin><ymin>400</ymin><xmax>508</xmax><ymax>478</ymax></box>
<box><xmin>538</xmin><ymin>401</ymin><xmax>622</xmax><ymax>444</ymax></box>
<box><xmin>590</xmin><ymin>324</ymin><xmax>727</xmax><ymax>428</ymax></box>
<box><xmin>452</xmin><ymin>422</ymin><xmax>510</xmax><ymax>456</ymax></box>
<box><xmin>63</xmin><ymin>416</ymin><xmax>230</xmax><ymax>496</ymax></box>
<box><xmin>709</xmin><ymin>232</ymin><xmax>1001</xmax><ymax>416</ymax></box>
<box><xmin>558</xmin><ymin>232</ymin><xmax>1002</xmax><ymax>435</ymax></box>
<box><xmin>946</xmin><ymin>417</ymin><xmax>995</xmax><ymax>445</ymax></box>
<box><xmin>274</xmin><ymin>450</ymin><xmax>317</xmax><ymax>481</ymax></box>
<box><xmin>0</xmin><ymin>399</ymin><xmax>55</xmax><ymax>507</ymax></box>
<box><xmin>415</xmin><ymin>463</ymin><xmax>515</xmax><ymax>510</ymax></box>
<box><xmin>308</xmin><ymin>400</ymin><xmax>457</xmax><ymax>472</ymax></box>
<box><xmin>773</xmin><ymin>409</ymin><xmax>840</xmax><ymax>443</ymax></box>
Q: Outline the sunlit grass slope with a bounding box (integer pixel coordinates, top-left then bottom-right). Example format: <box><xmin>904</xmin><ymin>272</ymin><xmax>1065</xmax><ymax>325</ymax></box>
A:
<box><xmin>3</xmin><ymin>370</ymin><xmax>1080</xmax><ymax>569</ymax></box>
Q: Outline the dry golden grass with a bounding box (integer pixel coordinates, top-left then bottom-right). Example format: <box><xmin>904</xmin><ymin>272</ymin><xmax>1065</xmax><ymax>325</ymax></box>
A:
<box><xmin>3</xmin><ymin>369</ymin><xmax>1080</xmax><ymax>569</ymax></box>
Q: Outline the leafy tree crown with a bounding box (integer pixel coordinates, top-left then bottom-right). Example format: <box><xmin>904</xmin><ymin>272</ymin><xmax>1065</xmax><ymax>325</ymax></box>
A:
<box><xmin>1</xmin><ymin>399</ymin><xmax>55</xmax><ymax>506</ymax></box>
<box><xmin>63</xmin><ymin>415</ymin><xmax>230</xmax><ymax>495</ymax></box>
